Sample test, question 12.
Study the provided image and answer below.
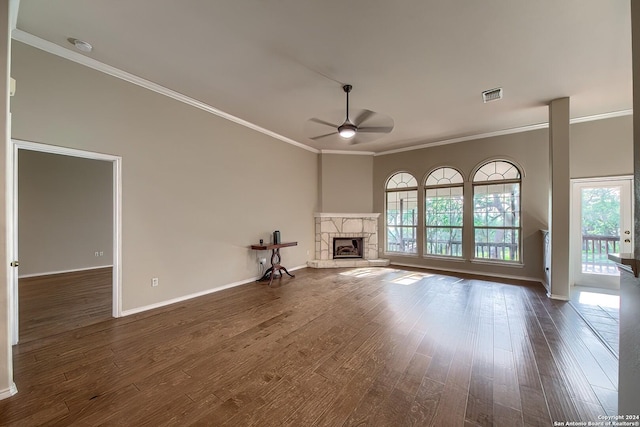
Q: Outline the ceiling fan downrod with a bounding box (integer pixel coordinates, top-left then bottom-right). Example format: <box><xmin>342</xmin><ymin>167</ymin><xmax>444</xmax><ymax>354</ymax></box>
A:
<box><xmin>338</xmin><ymin>84</ymin><xmax>357</xmax><ymax>139</ymax></box>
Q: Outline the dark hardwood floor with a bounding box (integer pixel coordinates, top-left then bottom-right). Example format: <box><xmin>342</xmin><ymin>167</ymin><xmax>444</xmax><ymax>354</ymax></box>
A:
<box><xmin>18</xmin><ymin>267</ymin><xmax>112</xmax><ymax>344</ymax></box>
<box><xmin>1</xmin><ymin>266</ymin><xmax>618</xmax><ymax>426</ymax></box>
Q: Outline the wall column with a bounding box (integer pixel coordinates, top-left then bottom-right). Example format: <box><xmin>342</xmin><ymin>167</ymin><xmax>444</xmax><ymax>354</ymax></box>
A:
<box><xmin>548</xmin><ymin>97</ymin><xmax>571</xmax><ymax>300</ymax></box>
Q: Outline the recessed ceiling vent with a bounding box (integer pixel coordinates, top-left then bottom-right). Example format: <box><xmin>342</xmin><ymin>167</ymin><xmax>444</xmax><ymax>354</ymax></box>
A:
<box><xmin>482</xmin><ymin>87</ymin><xmax>503</xmax><ymax>103</ymax></box>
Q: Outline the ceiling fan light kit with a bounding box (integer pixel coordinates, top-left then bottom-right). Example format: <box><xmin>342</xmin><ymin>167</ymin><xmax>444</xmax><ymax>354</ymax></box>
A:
<box><xmin>305</xmin><ymin>84</ymin><xmax>394</xmax><ymax>144</ymax></box>
<box><xmin>338</xmin><ymin>121</ymin><xmax>357</xmax><ymax>138</ymax></box>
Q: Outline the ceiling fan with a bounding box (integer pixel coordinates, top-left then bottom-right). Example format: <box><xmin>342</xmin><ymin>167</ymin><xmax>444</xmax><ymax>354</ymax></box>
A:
<box><xmin>305</xmin><ymin>84</ymin><xmax>394</xmax><ymax>144</ymax></box>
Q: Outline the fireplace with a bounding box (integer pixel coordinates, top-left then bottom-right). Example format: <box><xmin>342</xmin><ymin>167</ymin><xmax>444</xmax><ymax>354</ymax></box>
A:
<box><xmin>307</xmin><ymin>212</ymin><xmax>389</xmax><ymax>268</ymax></box>
<box><xmin>333</xmin><ymin>238</ymin><xmax>363</xmax><ymax>259</ymax></box>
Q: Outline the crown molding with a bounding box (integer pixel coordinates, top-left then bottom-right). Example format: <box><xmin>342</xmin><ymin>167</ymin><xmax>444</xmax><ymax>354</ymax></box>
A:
<box><xmin>9</xmin><ymin>0</ymin><xmax>19</xmax><ymax>30</ymax></box>
<box><xmin>11</xmin><ymin>29</ymin><xmax>319</xmax><ymax>154</ymax></box>
<box><xmin>320</xmin><ymin>149</ymin><xmax>375</xmax><ymax>156</ymax></box>
<box><xmin>376</xmin><ymin>109</ymin><xmax>633</xmax><ymax>156</ymax></box>
<box><xmin>11</xmin><ymin>30</ymin><xmax>632</xmax><ymax>158</ymax></box>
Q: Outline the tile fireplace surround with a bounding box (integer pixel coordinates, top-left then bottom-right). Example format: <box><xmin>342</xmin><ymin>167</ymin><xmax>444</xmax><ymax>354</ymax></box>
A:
<box><xmin>307</xmin><ymin>213</ymin><xmax>390</xmax><ymax>268</ymax></box>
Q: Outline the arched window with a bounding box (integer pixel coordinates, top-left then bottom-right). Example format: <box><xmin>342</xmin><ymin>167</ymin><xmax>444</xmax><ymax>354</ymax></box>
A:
<box><xmin>425</xmin><ymin>167</ymin><xmax>464</xmax><ymax>257</ymax></box>
<box><xmin>385</xmin><ymin>172</ymin><xmax>418</xmax><ymax>254</ymax></box>
<box><xmin>473</xmin><ymin>160</ymin><xmax>521</xmax><ymax>262</ymax></box>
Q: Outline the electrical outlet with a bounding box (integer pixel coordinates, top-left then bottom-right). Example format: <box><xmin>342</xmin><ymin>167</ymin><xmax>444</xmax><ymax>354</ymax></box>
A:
<box><xmin>152</xmin><ymin>277</ymin><xmax>159</xmax><ymax>287</ymax></box>
<box><xmin>94</xmin><ymin>251</ymin><xmax>99</xmax><ymax>257</ymax></box>
<box><xmin>259</xmin><ymin>258</ymin><xmax>267</xmax><ymax>265</ymax></box>
<box><xmin>99</xmin><ymin>251</ymin><xmax>104</xmax><ymax>256</ymax></box>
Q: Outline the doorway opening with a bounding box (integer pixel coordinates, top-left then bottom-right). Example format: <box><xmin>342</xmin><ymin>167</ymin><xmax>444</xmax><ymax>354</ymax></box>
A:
<box><xmin>9</xmin><ymin>140</ymin><xmax>122</xmax><ymax>345</ymax></box>
<box><xmin>569</xmin><ymin>176</ymin><xmax>632</xmax><ymax>357</ymax></box>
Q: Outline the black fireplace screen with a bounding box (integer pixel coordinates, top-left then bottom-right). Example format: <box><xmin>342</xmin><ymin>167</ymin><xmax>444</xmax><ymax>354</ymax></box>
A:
<box><xmin>333</xmin><ymin>238</ymin><xmax>364</xmax><ymax>259</ymax></box>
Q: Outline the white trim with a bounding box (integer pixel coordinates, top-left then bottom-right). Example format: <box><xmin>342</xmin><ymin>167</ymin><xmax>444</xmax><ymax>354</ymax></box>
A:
<box><xmin>547</xmin><ymin>292</ymin><xmax>570</xmax><ymax>301</ymax></box>
<box><xmin>314</xmin><ymin>212</ymin><xmax>380</xmax><ymax>218</ymax></box>
<box><xmin>121</xmin><ymin>264</ymin><xmax>307</xmax><ymax>317</ymax></box>
<box><xmin>11</xmin><ymin>29</ymin><xmax>632</xmax><ymax>158</ymax></box>
<box><xmin>11</xmin><ymin>139</ymin><xmax>123</xmax><ymax>322</ymax></box>
<box><xmin>13</xmin><ymin>139</ymin><xmax>119</xmax><ymax>161</ymax></box>
<box><xmin>375</xmin><ymin>109</ymin><xmax>633</xmax><ymax>157</ymax></box>
<box><xmin>11</xmin><ymin>29</ymin><xmax>319</xmax><ymax>155</ymax></box>
<box><xmin>571</xmin><ymin>175</ymin><xmax>634</xmax><ymax>184</ymax></box>
<box><xmin>422</xmin><ymin>254</ymin><xmax>466</xmax><ymax>263</ymax></box>
<box><xmin>570</xmin><ymin>176</ymin><xmax>633</xmax><ymax>289</ymax></box>
<box><xmin>0</xmin><ymin>383</ymin><xmax>17</xmax><ymax>399</ymax></box>
<box><xmin>9</xmin><ymin>1</ymin><xmax>18</xmax><ymax>31</ymax></box>
<box><xmin>570</xmin><ymin>110</ymin><xmax>633</xmax><ymax>125</ymax></box>
<box><xmin>320</xmin><ymin>150</ymin><xmax>375</xmax><ymax>156</ymax></box>
<box><xmin>390</xmin><ymin>261</ymin><xmax>543</xmax><ymax>285</ymax></box>
<box><xmin>18</xmin><ymin>265</ymin><xmax>113</xmax><ymax>279</ymax></box>
<box><xmin>470</xmin><ymin>259</ymin><xmax>525</xmax><ymax>268</ymax></box>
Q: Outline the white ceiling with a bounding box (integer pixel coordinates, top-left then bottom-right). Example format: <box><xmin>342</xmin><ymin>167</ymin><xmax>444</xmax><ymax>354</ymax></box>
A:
<box><xmin>14</xmin><ymin>0</ymin><xmax>633</xmax><ymax>154</ymax></box>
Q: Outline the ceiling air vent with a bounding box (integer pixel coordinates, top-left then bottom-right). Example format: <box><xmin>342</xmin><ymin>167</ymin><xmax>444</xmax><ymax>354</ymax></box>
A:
<box><xmin>482</xmin><ymin>87</ymin><xmax>503</xmax><ymax>103</ymax></box>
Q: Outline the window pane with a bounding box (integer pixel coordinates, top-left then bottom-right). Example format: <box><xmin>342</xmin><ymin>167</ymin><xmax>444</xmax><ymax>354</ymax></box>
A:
<box><xmin>473</xmin><ymin>160</ymin><xmax>522</xmax><ymax>263</ymax></box>
<box><xmin>425</xmin><ymin>180</ymin><xmax>463</xmax><ymax>257</ymax></box>
<box><xmin>474</xmin><ymin>228</ymin><xmax>520</xmax><ymax>261</ymax></box>
<box><xmin>473</xmin><ymin>160</ymin><xmax>521</xmax><ymax>182</ymax></box>
<box><xmin>387</xmin><ymin>190</ymin><xmax>418</xmax><ymax>227</ymax></box>
<box><xmin>426</xmin><ymin>227</ymin><xmax>462</xmax><ymax>257</ymax></box>
<box><xmin>387</xmin><ymin>226</ymin><xmax>417</xmax><ymax>253</ymax></box>
<box><xmin>386</xmin><ymin>185</ymin><xmax>418</xmax><ymax>254</ymax></box>
<box><xmin>474</xmin><ymin>183</ymin><xmax>520</xmax><ymax>227</ymax></box>
<box><xmin>425</xmin><ymin>167</ymin><xmax>463</xmax><ymax>186</ymax></box>
<box><xmin>387</xmin><ymin>172</ymin><xmax>418</xmax><ymax>189</ymax></box>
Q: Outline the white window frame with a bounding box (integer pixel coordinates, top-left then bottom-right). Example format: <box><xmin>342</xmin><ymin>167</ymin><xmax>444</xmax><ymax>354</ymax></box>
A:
<box><xmin>385</xmin><ymin>172</ymin><xmax>418</xmax><ymax>255</ymax></box>
<box><xmin>472</xmin><ymin>160</ymin><xmax>522</xmax><ymax>264</ymax></box>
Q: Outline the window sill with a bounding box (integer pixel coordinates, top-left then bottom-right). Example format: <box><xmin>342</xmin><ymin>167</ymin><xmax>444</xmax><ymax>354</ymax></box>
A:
<box><xmin>384</xmin><ymin>252</ymin><xmax>420</xmax><ymax>258</ymax></box>
<box><xmin>471</xmin><ymin>258</ymin><xmax>524</xmax><ymax>268</ymax></box>
<box><xmin>423</xmin><ymin>255</ymin><xmax>466</xmax><ymax>263</ymax></box>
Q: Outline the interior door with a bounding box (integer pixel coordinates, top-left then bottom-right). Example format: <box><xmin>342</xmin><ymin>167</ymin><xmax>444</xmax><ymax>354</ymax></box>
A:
<box><xmin>10</xmin><ymin>142</ymin><xmax>19</xmax><ymax>344</ymax></box>
<box><xmin>572</xmin><ymin>178</ymin><xmax>633</xmax><ymax>289</ymax></box>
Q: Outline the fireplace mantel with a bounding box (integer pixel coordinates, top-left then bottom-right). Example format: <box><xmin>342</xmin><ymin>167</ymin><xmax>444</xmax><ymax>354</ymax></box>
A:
<box><xmin>308</xmin><ymin>212</ymin><xmax>390</xmax><ymax>268</ymax></box>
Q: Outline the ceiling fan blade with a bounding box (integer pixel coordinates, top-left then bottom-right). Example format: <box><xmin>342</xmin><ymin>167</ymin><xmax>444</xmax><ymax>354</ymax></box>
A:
<box><xmin>309</xmin><ymin>118</ymin><xmax>340</xmax><ymax>128</ymax></box>
<box><xmin>354</xmin><ymin>109</ymin><xmax>375</xmax><ymax>126</ymax></box>
<box><xmin>358</xmin><ymin>126</ymin><xmax>394</xmax><ymax>134</ymax></box>
<box><xmin>310</xmin><ymin>131</ymin><xmax>338</xmax><ymax>140</ymax></box>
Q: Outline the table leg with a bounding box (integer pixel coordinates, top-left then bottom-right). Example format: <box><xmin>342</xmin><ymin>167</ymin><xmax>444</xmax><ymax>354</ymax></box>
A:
<box><xmin>256</xmin><ymin>247</ymin><xmax>295</xmax><ymax>286</ymax></box>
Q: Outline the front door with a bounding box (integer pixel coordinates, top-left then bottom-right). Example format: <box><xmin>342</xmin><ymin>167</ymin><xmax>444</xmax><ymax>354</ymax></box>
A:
<box><xmin>571</xmin><ymin>177</ymin><xmax>633</xmax><ymax>289</ymax></box>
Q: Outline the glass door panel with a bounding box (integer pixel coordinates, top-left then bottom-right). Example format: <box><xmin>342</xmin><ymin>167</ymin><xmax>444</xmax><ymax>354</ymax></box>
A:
<box><xmin>572</xmin><ymin>179</ymin><xmax>632</xmax><ymax>289</ymax></box>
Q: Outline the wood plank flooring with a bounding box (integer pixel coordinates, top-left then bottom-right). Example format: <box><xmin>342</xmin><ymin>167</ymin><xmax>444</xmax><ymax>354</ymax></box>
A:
<box><xmin>1</xmin><ymin>267</ymin><xmax>618</xmax><ymax>425</ymax></box>
<box><xmin>18</xmin><ymin>268</ymin><xmax>112</xmax><ymax>344</ymax></box>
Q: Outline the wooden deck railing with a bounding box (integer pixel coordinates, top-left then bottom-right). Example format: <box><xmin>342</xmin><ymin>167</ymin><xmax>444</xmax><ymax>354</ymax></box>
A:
<box><xmin>393</xmin><ymin>235</ymin><xmax>619</xmax><ymax>266</ymax></box>
<box><xmin>582</xmin><ymin>234</ymin><xmax>619</xmax><ymax>267</ymax></box>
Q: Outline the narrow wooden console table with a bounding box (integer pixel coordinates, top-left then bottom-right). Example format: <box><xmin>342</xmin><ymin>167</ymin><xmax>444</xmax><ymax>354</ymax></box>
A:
<box><xmin>250</xmin><ymin>241</ymin><xmax>297</xmax><ymax>286</ymax></box>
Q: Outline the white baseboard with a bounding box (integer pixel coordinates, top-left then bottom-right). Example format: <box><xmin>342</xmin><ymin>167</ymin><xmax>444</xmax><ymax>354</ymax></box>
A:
<box><xmin>547</xmin><ymin>292</ymin><xmax>570</xmax><ymax>301</ymax></box>
<box><xmin>121</xmin><ymin>264</ymin><xmax>308</xmax><ymax>317</ymax></box>
<box><xmin>0</xmin><ymin>383</ymin><xmax>18</xmax><ymax>400</ymax></box>
<box><xmin>389</xmin><ymin>261</ymin><xmax>545</xmax><ymax>286</ymax></box>
<box><xmin>18</xmin><ymin>265</ymin><xmax>113</xmax><ymax>279</ymax></box>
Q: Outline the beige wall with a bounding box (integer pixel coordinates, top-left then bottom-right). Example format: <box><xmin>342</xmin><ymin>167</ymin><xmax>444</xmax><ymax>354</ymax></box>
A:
<box><xmin>570</xmin><ymin>115</ymin><xmax>633</xmax><ymax>178</ymax></box>
<box><xmin>10</xmin><ymin>42</ymin><xmax>318</xmax><ymax>311</ymax></box>
<box><xmin>319</xmin><ymin>153</ymin><xmax>373</xmax><ymax>213</ymax></box>
<box><xmin>374</xmin><ymin>116</ymin><xmax>633</xmax><ymax>282</ymax></box>
<box><xmin>18</xmin><ymin>150</ymin><xmax>113</xmax><ymax>276</ymax></box>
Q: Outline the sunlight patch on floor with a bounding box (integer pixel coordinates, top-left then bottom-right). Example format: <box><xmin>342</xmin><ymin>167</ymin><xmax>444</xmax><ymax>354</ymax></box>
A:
<box><xmin>390</xmin><ymin>272</ymin><xmax>433</xmax><ymax>285</ymax></box>
<box><xmin>339</xmin><ymin>268</ymin><xmax>395</xmax><ymax>278</ymax></box>
<box><xmin>578</xmin><ymin>291</ymin><xmax>620</xmax><ymax>309</ymax></box>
